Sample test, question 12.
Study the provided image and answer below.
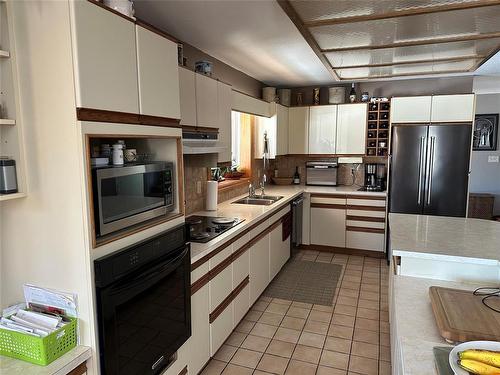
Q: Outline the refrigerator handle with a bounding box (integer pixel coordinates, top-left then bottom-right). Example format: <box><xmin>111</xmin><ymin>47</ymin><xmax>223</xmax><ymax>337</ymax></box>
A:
<box><xmin>426</xmin><ymin>136</ymin><xmax>436</xmax><ymax>205</ymax></box>
<box><xmin>417</xmin><ymin>136</ymin><xmax>425</xmax><ymax>205</ymax></box>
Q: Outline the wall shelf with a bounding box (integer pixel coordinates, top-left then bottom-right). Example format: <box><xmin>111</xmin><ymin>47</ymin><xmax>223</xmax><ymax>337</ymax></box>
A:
<box><xmin>0</xmin><ymin>49</ymin><xmax>10</xmax><ymax>58</ymax></box>
<box><xmin>0</xmin><ymin>118</ymin><xmax>15</xmax><ymax>125</ymax></box>
<box><xmin>0</xmin><ymin>192</ymin><xmax>27</xmax><ymax>202</ymax></box>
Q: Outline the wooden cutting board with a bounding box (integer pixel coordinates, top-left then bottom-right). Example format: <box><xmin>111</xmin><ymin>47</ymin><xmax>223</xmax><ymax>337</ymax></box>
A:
<box><xmin>429</xmin><ymin>286</ymin><xmax>500</xmax><ymax>343</ymax></box>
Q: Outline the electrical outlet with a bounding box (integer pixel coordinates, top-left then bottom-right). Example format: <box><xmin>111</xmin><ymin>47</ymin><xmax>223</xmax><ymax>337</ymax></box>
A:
<box><xmin>196</xmin><ymin>180</ymin><xmax>202</xmax><ymax>194</ymax></box>
<box><xmin>488</xmin><ymin>155</ymin><xmax>499</xmax><ymax>163</ymax></box>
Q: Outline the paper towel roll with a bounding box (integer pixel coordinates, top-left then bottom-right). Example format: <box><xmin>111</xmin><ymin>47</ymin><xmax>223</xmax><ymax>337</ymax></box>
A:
<box><xmin>206</xmin><ymin>181</ymin><xmax>218</xmax><ymax>211</ymax></box>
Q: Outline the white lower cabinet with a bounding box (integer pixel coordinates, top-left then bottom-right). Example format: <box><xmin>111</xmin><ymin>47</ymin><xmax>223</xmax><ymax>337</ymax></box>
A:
<box><xmin>346</xmin><ymin>230</ymin><xmax>385</xmax><ymax>252</ymax></box>
<box><xmin>269</xmin><ymin>222</ymin><xmax>290</xmax><ymax>280</ymax></box>
<box><xmin>189</xmin><ymin>284</ymin><xmax>210</xmax><ymax>375</ymax></box>
<box><xmin>249</xmin><ymin>235</ymin><xmax>270</xmax><ymax>305</ymax></box>
<box><xmin>310</xmin><ymin>207</ymin><xmax>346</xmax><ymax>248</ymax></box>
<box><xmin>233</xmin><ymin>284</ymin><xmax>250</xmax><ymax>328</ymax></box>
<box><xmin>210</xmin><ymin>303</ymin><xmax>233</xmax><ymax>356</ymax></box>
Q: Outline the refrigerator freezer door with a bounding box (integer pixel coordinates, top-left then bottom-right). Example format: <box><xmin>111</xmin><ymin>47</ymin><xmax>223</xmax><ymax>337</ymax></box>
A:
<box><xmin>423</xmin><ymin>124</ymin><xmax>472</xmax><ymax>217</ymax></box>
<box><xmin>389</xmin><ymin>125</ymin><xmax>429</xmax><ymax>214</ymax></box>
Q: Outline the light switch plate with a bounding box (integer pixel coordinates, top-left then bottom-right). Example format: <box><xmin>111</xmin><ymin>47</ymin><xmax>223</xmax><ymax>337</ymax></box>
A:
<box><xmin>488</xmin><ymin>155</ymin><xmax>499</xmax><ymax>163</ymax></box>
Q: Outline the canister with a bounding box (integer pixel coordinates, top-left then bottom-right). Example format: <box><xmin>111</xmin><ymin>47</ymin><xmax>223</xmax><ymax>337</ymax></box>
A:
<box><xmin>0</xmin><ymin>158</ymin><xmax>18</xmax><ymax>194</ymax></box>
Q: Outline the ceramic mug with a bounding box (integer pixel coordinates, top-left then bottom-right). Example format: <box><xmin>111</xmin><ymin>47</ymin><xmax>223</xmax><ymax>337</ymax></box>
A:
<box><xmin>124</xmin><ymin>148</ymin><xmax>137</xmax><ymax>163</ymax></box>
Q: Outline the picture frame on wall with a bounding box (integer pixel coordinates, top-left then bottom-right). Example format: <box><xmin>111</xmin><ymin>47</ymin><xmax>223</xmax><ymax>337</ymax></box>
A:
<box><xmin>473</xmin><ymin>114</ymin><xmax>498</xmax><ymax>151</ymax></box>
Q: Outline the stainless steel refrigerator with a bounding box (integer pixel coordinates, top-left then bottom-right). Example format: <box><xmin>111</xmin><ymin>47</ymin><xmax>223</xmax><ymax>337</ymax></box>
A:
<box><xmin>389</xmin><ymin>123</ymin><xmax>472</xmax><ymax>217</ymax></box>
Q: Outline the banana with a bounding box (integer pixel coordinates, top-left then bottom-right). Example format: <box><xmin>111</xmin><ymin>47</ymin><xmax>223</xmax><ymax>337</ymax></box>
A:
<box><xmin>458</xmin><ymin>359</ymin><xmax>500</xmax><ymax>375</ymax></box>
<box><xmin>460</xmin><ymin>350</ymin><xmax>500</xmax><ymax>368</ymax></box>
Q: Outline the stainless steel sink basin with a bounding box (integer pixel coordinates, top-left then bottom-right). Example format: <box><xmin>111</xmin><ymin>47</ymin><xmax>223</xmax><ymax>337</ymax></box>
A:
<box><xmin>232</xmin><ymin>195</ymin><xmax>284</xmax><ymax>206</ymax></box>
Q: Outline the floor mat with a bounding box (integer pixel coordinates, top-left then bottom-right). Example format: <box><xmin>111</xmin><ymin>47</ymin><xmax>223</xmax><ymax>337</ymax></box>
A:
<box><xmin>263</xmin><ymin>259</ymin><xmax>342</xmax><ymax>306</ymax></box>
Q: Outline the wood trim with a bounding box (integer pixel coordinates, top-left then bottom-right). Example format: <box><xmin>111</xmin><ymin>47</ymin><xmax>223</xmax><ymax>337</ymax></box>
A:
<box><xmin>68</xmin><ymin>362</ymin><xmax>87</xmax><ymax>375</ymax></box>
<box><xmin>311</xmin><ymin>203</ymin><xmax>346</xmax><ymax>210</ymax></box>
<box><xmin>135</xmin><ymin>18</ymin><xmax>178</xmax><ymax>43</ymax></box>
<box><xmin>77</xmin><ymin>107</ymin><xmax>181</xmax><ymax>128</ymax></box>
<box><xmin>276</xmin><ymin>0</ymin><xmax>339</xmax><ymax>81</ymax></box>
<box><xmin>209</xmin><ymin>276</ymin><xmax>249</xmax><ymax>323</ymax></box>
<box><xmin>178</xmin><ymin>366</ymin><xmax>188</xmax><ymax>375</ymax></box>
<box><xmin>347</xmin><ymin>195</ymin><xmax>386</xmax><ymax>201</ymax></box>
<box><xmin>310</xmin><ymin>193</ymin><xmax>347</xmax><ymax>199</ymax></box>
<box><xmin>303</xmin><ymin>0</ymin><xmax>500</xmax><ymax>26</ymax></box>
<box><xmin>346</xmin><ymin>226</ymin><xmax>385</xmax><ymax>234</ymax></box>
<box><xmin>346</xmin><ymin>205</ymin><xmax>386</xmax><ymax>211</ymax></box>
<box><xmin>209</xmin><ymin>254</ymin><xmax>235</xmax><ymax>280</ymax></box>
<box><xmin>191</xmin><ymin>272</ymin><xmax>211</xmax><ymax>296</ymax></box>
<box><xmin>333</xmin><ymin>55</ymin><xmax>486</xmax><ymax>70</ymax></box>
<box><xmin>182</xmin><ymin>124</ymin><xmax>219</xmax><ymax>133</ymax></box>
<box><xmin>322</xmin><ymin>32</ymin><xmax>500</xmax><ymax>53</ymax></box>
<box><xmin>300</xmin><ymin>244</ymin><xmax>384</xmax><ymax>258</ymax></box>
<box><xmin>346</xmin><ymin>215</ymin><xmax>385</xmax><ymax>223</ymax></box>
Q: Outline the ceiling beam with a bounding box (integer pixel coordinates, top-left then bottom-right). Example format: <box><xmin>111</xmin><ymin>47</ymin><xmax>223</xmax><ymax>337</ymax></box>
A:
<box><xmin>332</xmin><ymin>55</ymin><xmax>485</xmax><ymax>70</ymax></box>
<box><xmin>337</xmin><ymin>68</ymin><xmax>473</xmax><ymax>81</ymax></box>
<box><xmin>276</xmin><ymin>0</ymin><xmax>340</xmax><ymax>81</ymax></box>
<box><xmin>304</xmin><ymin>0</ymin><xmax>500</xmax><ymax>27</ymax></box>
<box><xmin>321</xmin><ymin>32</ymin><xmax>500</xmax><ymax>53</ymax></box>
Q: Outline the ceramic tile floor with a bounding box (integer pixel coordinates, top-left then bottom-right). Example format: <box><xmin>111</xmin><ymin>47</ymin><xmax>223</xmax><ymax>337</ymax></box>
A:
<box><xmin>201</xmin><ymin>251</ymin><xmax>391</xmax><ymax>375</ymax></box>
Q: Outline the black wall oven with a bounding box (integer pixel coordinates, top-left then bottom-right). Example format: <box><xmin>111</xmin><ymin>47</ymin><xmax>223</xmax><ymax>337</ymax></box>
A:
<box><xmin>94</xmin><ymin>224</ymin><xmax>191</xmax><ymax>375</ymax></box>
<box><xmin>92</xmin><ymin>162</ymin><xmax>174</xmax><ymax>237</ymax></box>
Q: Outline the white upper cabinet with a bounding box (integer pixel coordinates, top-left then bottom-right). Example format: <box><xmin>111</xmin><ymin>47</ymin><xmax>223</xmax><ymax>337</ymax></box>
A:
<box><xmin>217</xmin><ymin>81</ymin><xmax>232</xmax><ymax>163</ymax></box>
<box><xmin>275</xmin><ymin>104</ymin><xmax>289</xmax><ymax>156</ymax></box>
<box><xmin>254</xmin><ymin>116</ymin><xmax>276</xmax><ymax>159</ymax></box>
<box><xmin>179</xmin><ymin>68</ymin><xmax>197</xmax><ymax>126</ymax></box>
<box><xmin>196</xmin><ymin>74</ymin><xmax>218</xmax><ymax>128</ymax></box>
<box><xmin>309</xmin><ymin>105</ymin><xmax>337</xmax><ymax>154</ymax></box>
<box><xmin>136</xmin><ymin>25</ymin><xmax>180</xmax><ymax>118</ymax></box>
<box><xmin>288</xmin><ymin>107</ymin><xmax>309</xmax><ymax>154</ymax></box>
<box><xmin>232</xmin><ymin>91</ymin><xmax>271</xmax><ymax>117</ymax></box>
<box><xmin>391</xmin><ymin>96</ymin><xmax>432</xmax><ymax>123</ymax></box>
<box><xmin>431</xmin><ymin>94</ymin><xmax>475</xmax><ymax>122</ymax></box>
<box><xmin>71</xmin><ymin>0</ymin><xmax>139</xmax><ymax>113</ymax></box>
<box><xmin>336</xmin><ymin>103</ymin><xmax>367</xmax><ymax>155</ymax></box>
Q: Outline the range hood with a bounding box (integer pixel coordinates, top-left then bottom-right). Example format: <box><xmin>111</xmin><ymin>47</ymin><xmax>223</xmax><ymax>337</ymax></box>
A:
<box><xmin>182</xmin><ymin>129</ymin><xmax>227</xmax><ymax>155</ymax></box>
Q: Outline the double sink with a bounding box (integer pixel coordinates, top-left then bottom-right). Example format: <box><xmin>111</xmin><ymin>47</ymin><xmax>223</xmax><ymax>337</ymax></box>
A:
<box><xmin>233</xmin><ymin>195</ymin><xmax>284</xmax><ymax>206</ymax></box>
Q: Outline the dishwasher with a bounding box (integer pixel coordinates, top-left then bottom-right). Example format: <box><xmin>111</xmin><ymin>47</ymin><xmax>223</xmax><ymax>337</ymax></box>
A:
<box><xmin>291</xmin><ymin>195</ymin><xmax>304</xmax><ymax>253</ymax></box>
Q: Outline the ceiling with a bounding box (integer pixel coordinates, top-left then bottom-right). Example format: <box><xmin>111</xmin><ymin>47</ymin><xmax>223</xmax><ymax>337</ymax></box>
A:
<box><xmin>135</xmin><ymin>0</ymin><xmax>500</xmax><ymax>84</ymax></box>
<box><xmin>281</xmin><ymin>0</ymin><xmax>500</xmax><ymax>80</ymax></box>
<box><xmin>134</xmin><ymin>0</ymin><xmax>333</xmax><ymax>86</ymax></box>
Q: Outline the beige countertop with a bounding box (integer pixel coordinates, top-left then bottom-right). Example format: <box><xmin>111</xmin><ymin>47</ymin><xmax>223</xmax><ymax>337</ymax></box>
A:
<box><xmin>189</xmin><ymin>185</ymin><xmax>386</xmax><ymax>263</ymax></box>
<box><xmin>392</xmin><ymin>275</ymin><xmax>482</xmax><ymax>375</ymax></box>
<box><xmin>389</xmin><ymin>213</ymin><xmax>500</xmax><ymax>265</ymax></box>
<box><xmin>0</xmin><ymin>345</ymin><xmax>91</xmax><ymax>375</ymax></box>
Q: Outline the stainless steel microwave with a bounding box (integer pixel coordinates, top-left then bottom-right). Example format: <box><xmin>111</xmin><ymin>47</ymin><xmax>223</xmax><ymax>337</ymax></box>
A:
<box><xmin>92</xmin><ymin>162</ymin><xmax>174</xmax><ymax>237</ymax></box>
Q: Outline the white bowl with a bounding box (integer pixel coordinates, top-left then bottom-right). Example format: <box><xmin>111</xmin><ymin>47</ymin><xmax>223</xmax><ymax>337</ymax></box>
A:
<box><xmin>449</xmin><ymin>341</ymin><xmax>500</xmax><ymax>375</ymax></box>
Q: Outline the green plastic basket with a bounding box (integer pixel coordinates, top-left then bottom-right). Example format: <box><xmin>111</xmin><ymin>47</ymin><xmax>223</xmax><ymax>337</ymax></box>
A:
<box><xmin>0</xmin><ymin>316</ymin><xmax>77</xmax><ymax>366</ymax></box>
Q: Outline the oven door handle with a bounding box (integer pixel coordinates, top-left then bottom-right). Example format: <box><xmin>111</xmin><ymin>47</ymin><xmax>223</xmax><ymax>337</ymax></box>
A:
<box><xmin>113</xmin><ymin>246</ymin><xmax>189</xmax><ymax>293</ymax></box>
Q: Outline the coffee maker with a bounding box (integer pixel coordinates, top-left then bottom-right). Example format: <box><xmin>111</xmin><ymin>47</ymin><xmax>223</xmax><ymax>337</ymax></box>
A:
<box><xmin>363</xmin><ymin>163</ymin><xmax>387</xmax><ymax>191</ymax></box>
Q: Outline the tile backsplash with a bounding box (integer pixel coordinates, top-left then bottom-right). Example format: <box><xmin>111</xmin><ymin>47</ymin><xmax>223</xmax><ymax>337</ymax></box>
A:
<box><xmin>183</xmin><ymin>154</ymin><xmax>372</xmax><ymax>215</ymax></box>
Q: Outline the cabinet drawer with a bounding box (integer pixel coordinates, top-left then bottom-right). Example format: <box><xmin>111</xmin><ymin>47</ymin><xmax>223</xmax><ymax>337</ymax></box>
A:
<box><xmin>346</xmin><ymin>220</ymin><xmax>385</xmax><ymax>229</ymax></box>
<box><xmin>346</xmin><ymin>198</ymin><xmax>386</xmax><ymax>207</ymax></box>
<box><xmin>346</xmin><ymin>209</ymin><xmax>385</xmax><ymax>218</ymax></box>
<box><xmin>192</xmin><ymin>262</ymin><xmax>209</xmax><ymax>284</ymax></box>
<box><xmin>233</xmin><ymin>284</ymin><xmax>250</xmax><ymax>328</ymax></box>
<box><xmin>210</xmin><ymin>304</ymin><xmax>233</xmax><ymax>356</ymax></box>
<box><xmin>346</xmin><ymin>230</ymin><xmax>385</xmax><ymax>252</ymax></box>
<box><xmin>233</xmin><ymin>248</ymin><xmax>249</xmax><ymax>286</ymax></box>
<box><xmin>209</xmin><ymin>245</ymin><xmax>232</xmax><ymax>270</ymax></box>
<box><xmin>269</xmin><ymin>206</ymin><xmax>290</xmax><ymax>224</ymax></box>
<box><xmin>210</xmin><ymin>265</ymin><xmax>232</xmax><ymax>311</ymax></box>
<box><xmin>249</xmin><ymin>219</ymin><xmax>270</xmax><ymax>239</ymax></box>
<box><xmin>311</xmin><ymin>196</ymin><xmax>346</xmax><ymax>205</ymax></box>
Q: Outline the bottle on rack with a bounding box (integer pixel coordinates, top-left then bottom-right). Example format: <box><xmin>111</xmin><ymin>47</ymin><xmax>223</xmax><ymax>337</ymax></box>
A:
<box><xmin>349</xmin><ymin>83</ymin><xmax>356</xmax><ymax>103</ymax></box>
<box><xmin>293</xmin><ymin>166</ymin><xmax>300</xmax><ymax>185</ymax></box>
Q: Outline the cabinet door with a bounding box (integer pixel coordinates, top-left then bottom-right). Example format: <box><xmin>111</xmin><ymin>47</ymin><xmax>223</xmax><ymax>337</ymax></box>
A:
<box><xmin>310</xmin><ymin>207</ymin><xmax>346</xmax><ymax>247</ymax></box>
<box><xmin>196</xmin><ymin>74</ymin><xmax>218</xmax><ymax>128</ymax></box>
<box><xmin>276</xmin><ymin>104</ymin><xmax>289</xmax><ymax>156</ymax></box>
<box><xmin>233</xmin><ymin>284</ymin><xmax>250</xmax><ymax>328</ymax></box>
<box><xmin>309</xmin><ymin>105</ymin><xmax>337</xmax><ymax>154</ymax></box>
<box><xmin>255</xmin><ymin>116</ymin><xmax>277</xmax><ymax>159</ymax></box>
<box><xmin>71</xmin><ymin>0</ymin><xmax>139</xmax><ymax>113</ymax></box>
<box><xmin>190</xmin><ymin>284</ymin><xmax>210</xmax><ymax>375</ymax></box>
<box><xmin>218</xmin><ymin>81</ymin><xmax>233</xmax><ymax>162</ymax></box>
<box><xmin>346</xmin><ymin>230</ymin><xmax>385</xmax><ymax>252</ymax></box>
<box><xmin>336</xmin><ymin>103</ymin><xmax>367</xmax><ymax>155</ymax></box>
<box><xmin>431</xmin><ymin>94</ymin><xmax>475</xmax><ymax>122</ymax></box>
<box><xmin>249</xmin><ymin>235</ymin><xmax>270</xmax><ymax>305</ymax></box>
<box><xmin>210</xmin><ymin>304</ymin><xmax>233</xmax><ymax>356</ymax></box>
<box><xmin>391</xmin><ymin>96</ymin><xmax>431</xmax><ymax>123</ymax></box>
<box><xmin>179</xmin><ymin>68</ymin><xmax>197</xmax><ymax>126</ymax></box>
<box><xmin>288</xmin><ymin>107</ymin><xmax>309</xmax><ymax>154</ymax></box>
<box><xmin>269</xmin><ymin>222</ymin><xmax>290</xmax><ymax>280</ymax></box>
<box><xmin>136</xmin><ymin>25</ymin><xmax>180</xmax><ymax>118</ymax></box>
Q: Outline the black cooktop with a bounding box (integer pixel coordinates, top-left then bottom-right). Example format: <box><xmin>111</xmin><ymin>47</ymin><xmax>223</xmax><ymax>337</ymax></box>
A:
<box><xmin>185</xmin><ymin>215</ymin><xmax>245</xmax><ymax>243</ymax></box>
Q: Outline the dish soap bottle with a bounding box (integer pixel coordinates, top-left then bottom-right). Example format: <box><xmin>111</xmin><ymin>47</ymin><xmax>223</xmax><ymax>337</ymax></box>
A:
<box><xmin>293</xmin><ymin>166</ymin><xmax>300</xmax><ymax>185</ymax></box>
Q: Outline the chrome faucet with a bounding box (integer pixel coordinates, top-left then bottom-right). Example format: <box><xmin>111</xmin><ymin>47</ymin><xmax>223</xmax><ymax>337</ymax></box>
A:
<box><xmin>248</xmin><ymin>183</ymin><xmax>255</xmax><ymax>197</ymax></box>
<box><xmin>261</xmin><ymin>131</ymin><xmax>269</xmax><ymax>197</ymax></box>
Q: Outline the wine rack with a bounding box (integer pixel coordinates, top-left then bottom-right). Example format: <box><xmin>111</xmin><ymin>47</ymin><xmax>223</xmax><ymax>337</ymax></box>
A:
<box><xmin>366</xmin><ymin>101</ymin><xmax>390</xmax><ymax>157</ymax></box>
